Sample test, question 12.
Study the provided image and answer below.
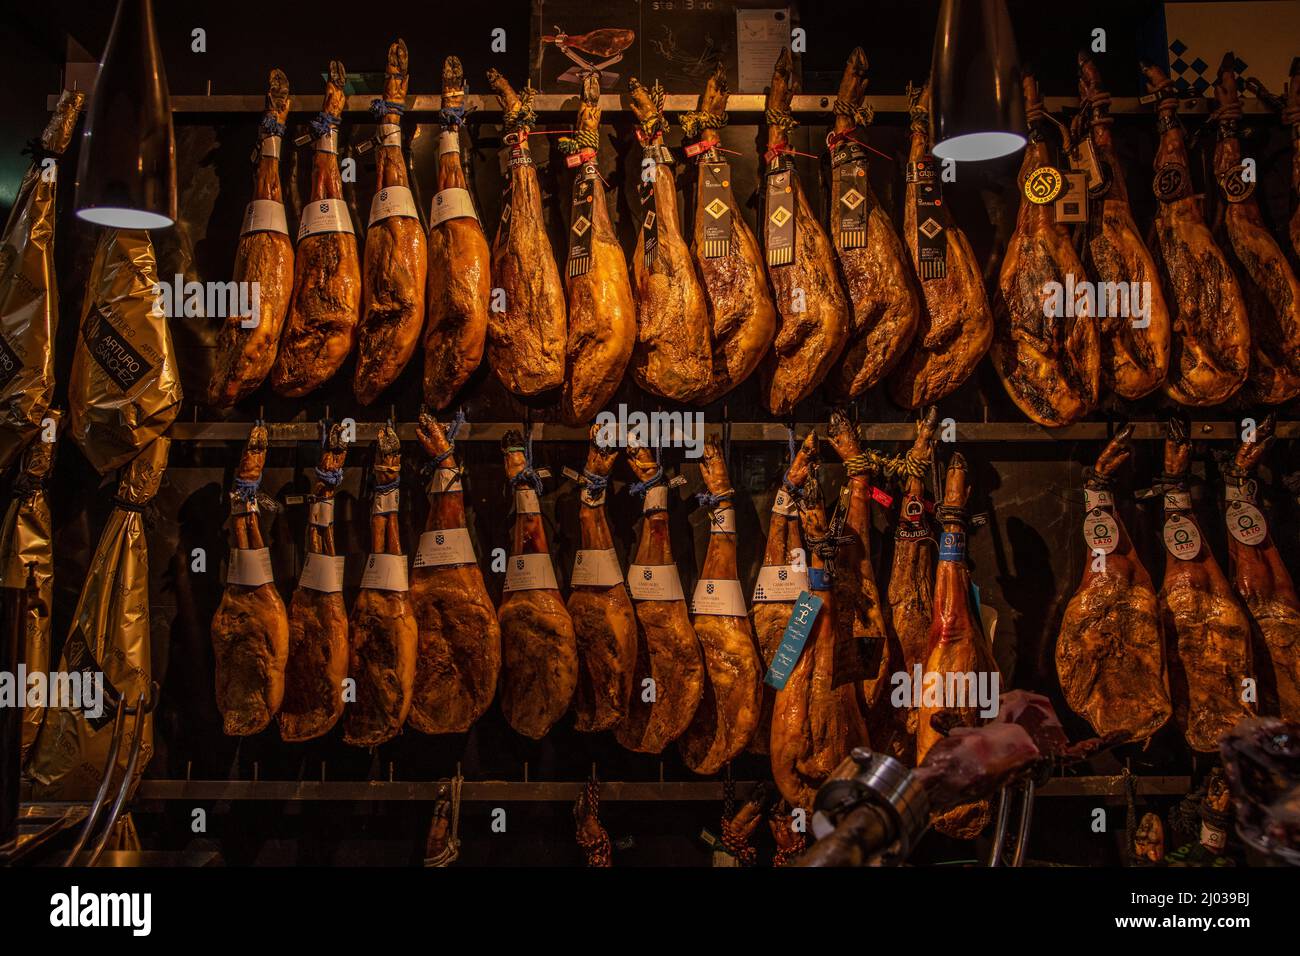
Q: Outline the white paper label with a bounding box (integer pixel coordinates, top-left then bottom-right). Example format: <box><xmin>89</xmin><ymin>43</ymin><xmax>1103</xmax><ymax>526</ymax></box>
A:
<box><xmin>1163</xmin><ymin>490</ymin><xmax>1192</xmax><ymax>512</ymax></box>
<box><xmin>1084</xmin><ymin>508</ymin><xmax>1119</xmax><ymax>555</ymax></box>
<box><xmin>299</xmin><ymin>553</ymin><xmax>345</xmax><ymax>592</ymax></box>
<box><xmin>514</xmin><ymin>488</ymin><xmax>541</xmax><ymax>515</ymax></box>
<box><xmin>241</xmin><ymin>199</ymin><xmax>289</xmax><ymax>236</ymax></box>
<box><xmin>369</xmin><ymin>185</ymin><xmax>419</xmax><ymax>226</ymax></box>
<box><xmin>298</xmin><ymin>198</ymin><xmax>353</xmax><ymax>238</ymax></box>
<box><xmin>309</xmin><ymin>499</ymin><xmax>334</xmax><ymax>526</ymax></box>
<box><xmin>627</xmin><ymin>564</ymin><xmax>686</xmax><ymax>601</ymax></box>
<box><xmin>580</xmin><ymin>485</ymin><xmax>606</xmax><ymax>507</ymax></box>
<box><xmin>642</xmin><ymin>485</ymin><xmax>668</xmax><ymax>513</ymax></box>
<box><xmin>373</xmin><ymin>488</ymin><xmax>399</xmax><ymax>514</ymax></box>
<box><xmin>360</xmin><ymin>552</ymin><xmax>409</xmax><ymax>591</ymax></box>
<box><xmin>261</xmin><ymin>135</ymin><xmax>282</xmax><ymax>159</ymax></box>
<box><xmin>1225</xmin><ymin>500</ymin><xmax>1268</xmax><ymax>546</ymax></box>
<box><xmin>773</xmin><ymin>489</ymin><xmax>798</xmax><ymax>517</ymax></box>
<box><xmin>431</xmin><ymin>187</ymin><xmax>480</xmax><ymax>226</ymax></box>
<box><xmin>414</xmin><ymin>528</ymin><xmax>478</xmax><ymax>568</ymax></box>
<box><xmin>570</xmin><ymin>548</ymin><xmax>623</xmax><ymax>587</ymax></box>
<box><xmin>1163</xmin><ymin>514</ymin><xmax>1202</xmax><ymax>561</ymax></box>
<box><xmin>428</xmin><ymin>467</ymin><xmax>462</xmax><ymax>494</ymax></box>
<box><xmin>1225</xmin><ymin>479</ymin><xmax>1257</xmax><ymax>504</ymax></box>
<box><xmin>1083</xmin><ymin>488</ymin><xmax>1113</xmax><ymax>511</ymax></box>
<box><xmin>377</xmin><ymin>123</ymin><xmax>401</xmax><ymax>146</ymax></box>
<box><xmin>227</xmin><ymin>548</ymin><xmax>274</xmax><ymax>587</ymax></box>
<box><xmin>438</xmin><ymin>130</ymin><xmax>461</xmax><ymax>156</ymax></box>
<box><xmin>314</xmin><ymin>130</ymin><xmax>338</xmax><ymax>154</ymax></box>
<box><xmin>709</xmin><ymin>508</ymin><xmax>736</xmax><ymax>534</ymax></box>
<box><xmin>692</xmin><ymin>578</ymin><xmax>747</xmax><ymax>616</ymax></box>
<box><xmin>504</xmin><ymin>552</ymin><xmax>559</xmax><ymax>591</ymax></box>
<box><xmin>752</xmin><ymin>564</ymin><xmax>810</xmax><ymax>602</ymax></box>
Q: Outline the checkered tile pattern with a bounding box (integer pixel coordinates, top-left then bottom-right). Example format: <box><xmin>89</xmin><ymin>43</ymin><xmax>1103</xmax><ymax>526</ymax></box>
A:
<box><xmin>1168</xmin><ymin>38</ymin><xmax>1247</xmax><ymax>94</ymax></box>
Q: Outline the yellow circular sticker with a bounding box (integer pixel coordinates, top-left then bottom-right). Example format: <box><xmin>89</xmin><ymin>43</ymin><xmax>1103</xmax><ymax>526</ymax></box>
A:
<box><xmin>1025</xmin><ymin>166</ymin><xmax>1063</xmax><ymax>204</ymax></box>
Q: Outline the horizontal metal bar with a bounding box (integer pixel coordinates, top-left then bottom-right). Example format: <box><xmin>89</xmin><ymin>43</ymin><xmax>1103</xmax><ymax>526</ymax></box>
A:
<box><xmin>49</xmin><ymin>92</ymin><xmax>1272</xmax><ymax>117</ymax></box>
<box><xmin>164</xmin><ymin>420</ymin><xmax>1299</xmax><ymax>443</ymax></box>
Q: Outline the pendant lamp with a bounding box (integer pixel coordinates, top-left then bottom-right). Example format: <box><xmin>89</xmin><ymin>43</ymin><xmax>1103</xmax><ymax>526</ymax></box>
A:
<box><xmin>74</xmin><ymin>0</ymin><xmax>176</xmax><ymax>229</ymax></box>
<box><xmin>930</xmin><ymin>0</ymin><xmax>1026</xmax><ymax>162</ymax></box>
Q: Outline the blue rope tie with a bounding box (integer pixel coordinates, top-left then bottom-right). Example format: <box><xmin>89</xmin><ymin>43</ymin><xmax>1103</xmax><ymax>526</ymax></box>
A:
<box><xmin>505</xmin><ymin>435</ymin><xmax>544</xmax><ymax>497</ymax></box>
<box><xmin>580</xmin><ymin>470</ymin><xmax>609</xmax><ymax>496</ymax></box>
<box><xmin>315</xmin><ymin>467</ymin><xmax>343</xmax><ymax>487</ymax></box>
<box><xmin>374</xmin><ymin>477</ymin><xmax>400</xmax><ymax>495</ymax></box>
<box><xmin>629</xmin><ymin>467</ymin><xmax>666</xmax><ymax>498</ymax></box>
<box><xmin>440</xmin><ymin>105</ymin><xmax>466</xmax><ymax>127</ymax></box>
<box><xmin>446</xmin><ymin>408</ymin><xmax>467</xmax><ymax>443</ymax></box>
<box><xmin>787</xmin><ymin>426</ymin><xmax>796</xmax><ymax>462</ymax></box>
<box><xmin>234</xmin><ymin>476</ymin><xmax>261</xmax><ymax>502</ymax></box>
<box><xmin>695</xmin><ymin>489</ymin><xmax>734</xmax><ymax>509</ymax></box>
<box><xmin>260</xmin><ymin>116</ymin><xmax>287</xmax><ymax>138</ymax></box>
<box><xmin>371</xmin><ymin>98</ymin><xmax>406</xmax><ymax>119</ymax></box>
<box><xmin>310</xmin><ymin>111</ymin><xmax>341</xmax><ymax>140</ymax></box>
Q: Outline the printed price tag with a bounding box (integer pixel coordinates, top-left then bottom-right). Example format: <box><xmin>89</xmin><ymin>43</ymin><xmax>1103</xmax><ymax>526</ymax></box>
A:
<box><xmin>298</xmin><ymin>198</ymin><xmax>353</xmax><ymax>238</ymax></box>
<box><xmin>503</xmin><ymin>552</ymin><xmax>558</xmax><ymax>591</ymax></box>
<box><xmin>360</xmin><ymin>552</ymin><xmax>409</xmax><ymax>591</ymax></box>
<box><xmin>1084</xmin><ymin>508</ymin><xmax>1119</xmax><ymax>555</ymax></box>
<box><xmin>1163</xmin><ymin>514</ymin><xmax>1202</xmax><ymax>560</ymax></box>
<box><xmin>515</xmin><ymin>488</ymin><xmax>541</xmax><ymax>515</ymax></box>
<box><xmin>240</xmin><ymin>199</ymin><xmax>289</xmax><ymax>236</ymax></box>
<box><xmin>691</xmin><ymin>578</ymin><xmax>747</xmax><ymax>616</ymax></box>
<box><xmin>368</xmin><ymin>185</ymin><xmax>419</xmax><ymax>226</ymax></box>
<box><xmin>627</xmin><ymin>564</ymin><xmax>686</xmax><ymax>601</ymax></box>
<box><xmin>373</xmin><ymin>488</ymin><xmax>399</xmax><ymax>515</ymax></box>
<box><xmin>751</xmin><ymin>564</ymin><xmax>810</xmax><ymax>602</ymax></box>
<box><xmin>570</xmin><ymin>548</ymin><xmax>623</xmax><ymax>587</ymax></box>
<box><xmin>431</xmin><ymin>187</ymin><xmax>479</xmax><ymax>226</ymax></box>
<box><xmin>299</xmin><ymin>553</ymin><xmax>345</xmax><ymax>592</ymax></box>
<box><xmin>227</xmin><ymin>547</ymin><xmax>274</xmax><ymax>587</ymax></box>
<box><xmin>764</xmin><ymin>592</ymin><xmax>823</xmax><ymax>690</ymax></box>
<box><xmin>1225</xmin><ymin>500</ymin><xmax>1267</xmax><ymax>546</ymax></box>
<box><xmin>428</xmin><ymin>467</ymin><xmax>463</xmax><ymax>494</ymax></box>
<box><xmin>709</xmin><ymin>508</ymin><xmax>736</xmax><ymax>534</ymax></box>
<box><xmin>1083</xmin><ymin>488</ymin><xmax>1114</xmax><ymax>511</ymax></box>
<box><xmin>414</xmin><ymin>527</ymin><xmax>477</xmax><ymax>568</ymax></box>
<box><xmin>309</xmin><ymin>499</ymin><xmax>334</xmax><ymax>527</ymax></box>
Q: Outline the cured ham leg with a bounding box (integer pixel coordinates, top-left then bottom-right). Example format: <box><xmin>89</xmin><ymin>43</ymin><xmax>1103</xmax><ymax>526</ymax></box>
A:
<box><xmin>497</xmin><ymin>432</ymin><xmax>577</xmax><ymax>737</ymax></box>
<box><xmin>1159</xmin><ymin>417</ymin><xmax>1254</xmax><ymax>752</ymax></box>
<box><xmin>886</xmin><ymin>408</ymin><xmax>939</xmax><ymax>752</ymax></box>
<box><xmin>888</xmin><ymin>86</ymin><xmax>993</xmax><ymax>409</ymax></box>
<box><xmin>211</xmin><ymin>425</ymin><xmax>289</xmax><ymax>736</ymax></box>
<box><xmin>1211</xmin><ymin>56</ymin><xmax>1300</xmax><ymax>406</ymax></box>
<box><xmin>279</xmin><ymin>424</ymin><xmax>349</xmax><ymax>741</ymax></box>
<box><xmin>825</xmin><ymin>48</ymin><xmax>919</xmax><ymax>400</ymax></box>
<box><xmin>355</xmin><ymin>40</ymin><xmax>427</xmax><ymax>405</ymax></box>
<box><xmin>992</xmin><ymin>72</ymin><xmax>1099</xmax><ymax>426</ymax></box>
<box><xmin>1057</xmin><ymin>425</ymin><xmax>1171</xmax><ymax>742</ymax></box>
<box><xmin>750</xmin><ymin>432</ymin><xmax>817</xmax><ymax>754</ymax></box>
<box><xmin>1289</xmin><ymin>60</ymin><xmax>1300</xmax><ymax>263</ymax></box>
<box><xmin>770</xmin><ymin>464</ymin><xmax>868</xmax><ymax>810</ymax></box>
<box><xmin>485</xmin><ymin>71</ymin><xmax>566</xmax><ymax>395</ymax></box>
<box><xmin>560</xmin><ymin>73</ymin><xmax>636</xmax><ymax>424</ymax></box>
<box><xmin>408</xmin><ymin>413</ymin><xmax>501</xmax><ymax>734</ymax></box>
<box><xmin>207</xmin><ymin>70</ymin><xmax>293</xmax><ymax>407</ymax></box>
<box><xmin>628</xmin><ymin>78</ymin><xmax>712</xmax><ymax>402</ymax></box>
<box><xmin>566</xmin><ymin>428</ymin><xmax>636</xmax><ymax>732</ymax></box>
<box><xmin>760</xmin><ymin>49</ymin><xmax>850</xmax><ymax>415</ymax></box>
<box><xmin>1076</xmin><ymin>54</ymin><xmax>1171</xmax><ymax>400</ymax></box>
<box><xmin>917</xmin><ymin>453</ymin><xmax>999</xmax><ymax>838</ymax></box>
<box><xmin>683</xmin><ymin>64</ymin><xmax>776</xmax><ymax>404</ymax></box>
<box><xmin>616</xmin><ymin>439</ymin><xmax>704</xmax><ymax>752</ymax></box>
<box><xmin>271</xmin><ymin>61</ymin><xmax>361</xmax><ymax>397</ymax></box>
<box><xmin>424</xmin><ymin>57</ymin><xmax>489</xmax><ymax>409</ymax></box>
<box><xmin>344</xmin><ymin>426</ymin><xmax>417</xmax><ymax>746</ymax></box>
<box><xmin>1224</xmin><ymin>416</ymin><xmax>1300</xmax><ymax>721</ymax></box>
<box><xmin>680</xmin><ymin>436</ymin><xmax>762</xmax><ymax>774</ymax></box>
<box><xmin>1142</xmin><ymin>62</ymin><xmax>1249</xmax><ymax>406</ymax></box>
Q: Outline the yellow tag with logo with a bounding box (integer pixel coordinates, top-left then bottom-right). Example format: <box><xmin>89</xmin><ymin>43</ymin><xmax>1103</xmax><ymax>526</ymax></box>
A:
<box><xmin>1025</xmin><ymin>165</ymin><xmax>1063</xmax><ymax>204</ymax></box>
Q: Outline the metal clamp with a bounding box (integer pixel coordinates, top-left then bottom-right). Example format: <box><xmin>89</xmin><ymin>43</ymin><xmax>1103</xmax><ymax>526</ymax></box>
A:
<box><xmin>811</xmin><ymin>747</ymin><xmax>930</xmax><ymax>863</ymax></box>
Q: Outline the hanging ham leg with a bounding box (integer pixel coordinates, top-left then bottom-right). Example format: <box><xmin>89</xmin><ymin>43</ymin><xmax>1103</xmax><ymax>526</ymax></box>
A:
<box><xmin>497</xmin><ymin>431</ymin><xmax>577</xmax><ymax>737</ymax></box>
<box><xmin>279</xmin><ymin>424</ymin><xmax>349</xmax><ymax>741</ymax></box>
<box><xmin>344</xmin><ymin>425</ymin><xmax>417</xmax><ymax>746</ymax></box>
<box><xmin>408</xmin><ymin>413</ymin><xmax>501</xmax><ymax>734</ymax></box>
<box><xmin>211</xmin><ymin>425</ymin><xmax>289</xmax><ymax>736</ymax></box>
<box><xmin>424</xmin><ymin>57</ymin><xmax>489</xmax><ymax>410</ymax></box>
<box><xmin>1076</xmin><ymin>53</ymin><xmax>1171</xmax><ymax>400</ymax></box>
<box><xmin>628</xmin><ymin>78</ymin><xmax>713</xmax><ymax>402</ymax></box>
<box><xmin>1159</xmin><ymin>417</ymin><xmax>1255</xmax><ymax>752</ymax></box>
<box><xmin>616</xmin><ymin>439</ymin><xmax>704</xmax><ymax>752</ymax></box>
<box><xmin>1057</xmin><ymin>425</ymin><xmax>1171</xmax><ymax>742</ymax></box>
<box><xmin>271</xmin><ymin>61</ymin><xmax>361</xmax><ymax>397</ymax></box>
<box><xmin>207</xmin><ymin>70</ymin><xmax>293</xmax><ymax>407</ymax></box>
<box><xmin>566</xmin><ymin>428</ymin><xmax>636</xmax><ymax>732</ymax></box>
<box><xmin>992</xmin><ymin>72</ymin><xmax>1099</xmax><ymax>426</ymax></box>
<box><xmin>1224</xmin><ymin>415</ymin><xmax>1300</xmax><ymax>721</ymax></box>
<box><xmin>680</xmin><ymin>436</ymin><xmax>762</xmax><ymax>774</ymax></box>
<box><xmin>1211</xmin><ymin>56</ymin><xmax>1300</xmax><ymax>406</ymax></box>
<box><xmin>761</xmin><ymin>49</ymin><xmax>850</xmax><ymax>415</ymax></box>
<box><xmin>770</xmin><ymin>464</ymin><xmax>868</xmax><ymax>810</ymax></box>
<box><xmin>560</xmin><ymin>72</ymin><xmax>636</xmax><ymax>424</ymax></box>
<box><xmin>888</xmin><ymin>85</ymin><xmax>993</xmax><ymax>409</ymax></box>
<box><xmin>683</xmin><ymin>64</ymin><xmax>776</xmax><ymax>404</ymax></box>
<box><xmin>825</xmin><ymin>48</ymin><xmax>919</xmax><ymax>400</ymax></box>
<box><xmin>750</xmin><ymin>432</ymin><xmax>817</xmax><ymax>754</ymax></box>
<box><xmin>485</xmin><ymin>71</ymin><xmax>566</xmax><ymax>395</ymax></box>
<box><xmin>1289</xmin><ymin>60</ymin><xmax>1300</xmax><ymax>263</ymax></box>
<box><xmin>917</xmin><ymin>453</ymin><xmax>999</xmax><ymax>838</ymax></box>
<box><xmin>355</xmin><ymin>40</ymin><xmax>427</xmax><ymax>405</ymax></box>
<box><xmin>1142</xmin><ymin>62</ymin><xmax>1249</xmax><ymax>406</ymax></box>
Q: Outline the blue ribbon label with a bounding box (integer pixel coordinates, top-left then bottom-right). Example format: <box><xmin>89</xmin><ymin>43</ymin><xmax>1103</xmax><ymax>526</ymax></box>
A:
<box><xmin>939</xmin><ymin>531</ymin><xmax>966</xmax><ymax>562</ymax></box>
<box><xmin>763</xmin><ymin>591</ymin><xmax>823</xmax><ymax>691</ymax></box>
<box><xmin>807</xmin><ymin>566</ymin><xmax>831</xmax><ymax>591</ymax></box>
